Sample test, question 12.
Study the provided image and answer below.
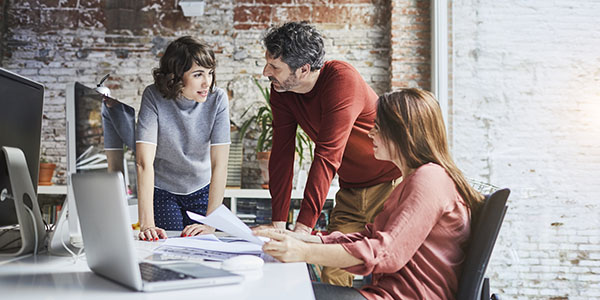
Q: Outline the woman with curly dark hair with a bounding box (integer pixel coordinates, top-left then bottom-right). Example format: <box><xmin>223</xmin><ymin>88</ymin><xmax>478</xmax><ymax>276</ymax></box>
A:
<box><xmin>136</xmin><ymin>36</ymin><xmax>230</xmax><ymax>241</ymax></box>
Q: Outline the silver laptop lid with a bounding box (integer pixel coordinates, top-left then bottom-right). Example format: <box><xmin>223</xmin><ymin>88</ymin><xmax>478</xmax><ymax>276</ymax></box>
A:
<box><xmin>71</xmin><ymin>172</ymin><xmax>143</xmax><ymax>291</ymax></box>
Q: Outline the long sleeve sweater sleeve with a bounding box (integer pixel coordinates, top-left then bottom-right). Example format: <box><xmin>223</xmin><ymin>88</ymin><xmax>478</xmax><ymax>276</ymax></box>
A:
<box><xmin>268</xmin><ymin>61</ymin><xmax>401</xmax><ymax>227</ymax></box>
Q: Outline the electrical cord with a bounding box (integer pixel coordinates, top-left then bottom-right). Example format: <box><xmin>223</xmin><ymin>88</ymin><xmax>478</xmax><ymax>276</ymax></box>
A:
<box><xmin>54</xmin><ymin>210</ymin><xmax>85</xmax><ymax>263</ymax></box>
<box><xmin>23</xmin><ymin>205</ymin><xmax>38</xmax><ymax>257</ymax></box>
<box><xmin>0</xmin><ymin>189</ymin><xmax>31</xmax><ymax>255</ymax></box>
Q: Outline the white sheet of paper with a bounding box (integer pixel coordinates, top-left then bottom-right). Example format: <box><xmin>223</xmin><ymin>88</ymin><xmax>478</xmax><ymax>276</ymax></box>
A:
<box><xmin>161</xmin><ymin>237</ymin><xmax>262</xmax><ymax>253</ymax></box>
<box><xmin>187</xmin><ymin>234</ymin><xmax>220</xmax><ymax>242</ymax></box>
<box><xmin>186</xmin><ymin>205</ymin><xmax>265</xmax><ymax>245</ymax></box>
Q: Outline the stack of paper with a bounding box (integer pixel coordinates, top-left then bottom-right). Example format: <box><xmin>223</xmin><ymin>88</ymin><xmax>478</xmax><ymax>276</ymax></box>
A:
<box><xmin>152</xmin><ymin>205</ymin><xmax>267</xmax><ymax>261</ymax></box>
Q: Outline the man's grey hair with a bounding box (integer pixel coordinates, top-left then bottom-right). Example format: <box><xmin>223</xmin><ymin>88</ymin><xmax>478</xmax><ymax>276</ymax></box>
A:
<box><xmin>263</xmin><ymin>21</ymin><xmax>325</xmax><ymax>72</ymax></box>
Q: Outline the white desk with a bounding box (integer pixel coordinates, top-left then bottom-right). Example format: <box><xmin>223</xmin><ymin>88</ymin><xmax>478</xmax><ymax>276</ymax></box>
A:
<box><xmin>0</xmin><ymin>240</ymin><xmax>315</xmax><ymax>300</ymax></box>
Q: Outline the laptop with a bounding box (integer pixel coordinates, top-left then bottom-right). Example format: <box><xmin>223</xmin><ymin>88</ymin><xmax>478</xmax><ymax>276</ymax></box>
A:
<box><xmin>71</xmin><ymin>172</ymin><xmax>243</xmax><ymax>292</ymax></box>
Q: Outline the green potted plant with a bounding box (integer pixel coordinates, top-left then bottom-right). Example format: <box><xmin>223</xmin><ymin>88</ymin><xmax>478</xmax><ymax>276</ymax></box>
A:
<box><xmin>239</xmin><ymin>78</ymin><xmax>313</xmax><ymax>188</ymax></box>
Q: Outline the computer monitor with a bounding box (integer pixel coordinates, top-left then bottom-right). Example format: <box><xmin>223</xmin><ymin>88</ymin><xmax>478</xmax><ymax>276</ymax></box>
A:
<box><xmin>0</xmin><ymin>67</ymin><xmax>47</xmax><ymax>255</ymax></box>
<box><xmin>0</xmin><ymin>68</ymin><xmax>43</xmax><ymax>204</ymax></box>
<box><xmin>50</xmin><ymin>81</ymin><xmax>136</xmax><ymax>254</ymax></box>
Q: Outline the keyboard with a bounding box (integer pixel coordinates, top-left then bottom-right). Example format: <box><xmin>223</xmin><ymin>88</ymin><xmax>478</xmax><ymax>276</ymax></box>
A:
<box><xmin>0</xmin><ymin>227</ymin><xmax>22</xmax><ymax>253</ymax></box>
<box><xmin>139</xmin><ymin>262</ymin><xmax>193</xmax><ymax>282</ymax></box>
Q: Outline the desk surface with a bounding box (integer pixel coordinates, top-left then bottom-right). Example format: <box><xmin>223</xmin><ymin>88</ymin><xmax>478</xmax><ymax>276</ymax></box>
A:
<box><xmin>0</xmin><ymin>239</ymin><xmax>315</xmax><ymax>300</ymax></box>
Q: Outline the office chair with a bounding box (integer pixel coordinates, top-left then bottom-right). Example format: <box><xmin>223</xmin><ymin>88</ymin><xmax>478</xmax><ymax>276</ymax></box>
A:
<box><xmin>456</xmin><ymin>188</ymin><xmax>510</xmax><ymax>300</ymax></box>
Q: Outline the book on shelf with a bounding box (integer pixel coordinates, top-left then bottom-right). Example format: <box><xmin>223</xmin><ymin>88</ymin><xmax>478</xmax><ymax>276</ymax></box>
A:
<box><xmin>42</xmin><ymin>204</ymin><xmax>62</xmax><ymax>225</ymax></box>
<box><xmin>307</xmin><ymin>263</ymin><xmax>322</xmax><ymax>282</ymax></box>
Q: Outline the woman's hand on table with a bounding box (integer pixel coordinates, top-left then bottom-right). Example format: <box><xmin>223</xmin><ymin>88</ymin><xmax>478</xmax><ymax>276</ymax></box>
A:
<box><xmin>181</xmin><ymin>224</ymin><xmax>216</xmax><ymax>237</ymax></box>
<box><xmin>139</xmin><ymin>226</ymin><xmax>168</xmax><ymax>241</ymax></box>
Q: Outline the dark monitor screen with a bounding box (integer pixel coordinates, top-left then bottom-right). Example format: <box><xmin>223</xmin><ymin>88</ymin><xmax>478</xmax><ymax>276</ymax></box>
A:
<box><xmin>53</xmin><ymin>82</ymin><xmax>136</xmax><ymax>244</ymax></box>
<box><xmin>0</xmin><ymin>68</ymin><xmax>44</xmax><ymax>226</ymax></box>
<box><xmin>68</xmin><ymin>82</ymin><xmax>136</xmax><ymax>195</ymax></box>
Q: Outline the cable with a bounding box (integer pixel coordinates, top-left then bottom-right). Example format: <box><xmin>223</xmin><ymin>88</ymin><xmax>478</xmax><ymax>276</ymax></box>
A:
<box><xmin>0</xmin><ymin>189</ymin><xmax>36</xmax><ymax>255</ymax></box>
<box><xmin>54</xmin><ymin>211</ymin><xmax>85</xmax><ymax>263</ymax></box>
<box><xmin>23</xmin><ymin>205</ymin><xmax>38</xmax><ymax>257</ymax></box>
<box><xmin>56</xmin><ymin>211</ymin><xmax>76</xmax><ymax>257</ymax></box>
<box><xmin>42</xmin><ymin>217</ymin><xmax>51</xmax><ymax>232</ymax></box>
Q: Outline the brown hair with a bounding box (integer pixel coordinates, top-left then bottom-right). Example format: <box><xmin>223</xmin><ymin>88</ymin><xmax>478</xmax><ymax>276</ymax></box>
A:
<box><xmin>152</xmin><ymin>36</ymin><xmax>216</xmax><ymax>99</ymax></box>
<box><xmin>376</xmin><ymin>88</ymin><xmax>484</xmax><ymax>215</ymax></box>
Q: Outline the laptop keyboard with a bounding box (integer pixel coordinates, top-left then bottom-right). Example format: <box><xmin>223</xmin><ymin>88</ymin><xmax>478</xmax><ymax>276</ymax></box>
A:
<box><xmin>139</xmin><ymin>262</ymin><xmax>193</xmax><ymax>282</ymax></box>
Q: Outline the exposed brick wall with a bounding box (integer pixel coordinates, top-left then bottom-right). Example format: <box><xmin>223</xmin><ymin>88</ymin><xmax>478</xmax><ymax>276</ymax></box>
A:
<box><xmin>0</xmin><ymin>0</ymin><xmax>7</xmax><ymax>66</ymax></box>
<box><xmin>390</xmin><ymin>0</ymin><xmax>430</xmax><ymax>90</ymax></box>
<box><xmin>1</xmin><ymin>0</ymin><xmax>395</xmax><ymax>188</ymax></box>
<box><xmin>4</xmin><ymin>0</ymin><xmax>599</xmax><ymax>298</ymax></box>
<box><xmin>453</xmin><ymin>0</ymin><xmax>600</xmax><ymax>298</ymax></box>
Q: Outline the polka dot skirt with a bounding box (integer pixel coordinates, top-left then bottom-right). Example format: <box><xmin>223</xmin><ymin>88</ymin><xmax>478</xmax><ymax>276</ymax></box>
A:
<box><xmin>153</xmin><ymin>184</ymin><xmax>210</xmax><ymax>230</ymax></box>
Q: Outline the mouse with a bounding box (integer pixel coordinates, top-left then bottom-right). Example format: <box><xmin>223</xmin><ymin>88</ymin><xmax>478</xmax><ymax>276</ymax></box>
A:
<box><xmin>221</xmin><ymin>255</ymin><xmax>264</xmax><ymax>272</ymax></box>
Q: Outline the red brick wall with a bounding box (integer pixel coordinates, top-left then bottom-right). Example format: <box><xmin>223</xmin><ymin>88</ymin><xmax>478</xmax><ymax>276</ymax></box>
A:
<box><xmin>1</xmin><ymin>0</ymin><xmax>430</xmax><ymax>186</ymax></box>
<box><xmin>234</xmin><ymin>0</ymin><xmax>387</xmax><ymax>30</ymax></box>
<box><xmin>390</xmin><ymin>0</ymin><xmax>431</xmax><ymax>89</ymax></box>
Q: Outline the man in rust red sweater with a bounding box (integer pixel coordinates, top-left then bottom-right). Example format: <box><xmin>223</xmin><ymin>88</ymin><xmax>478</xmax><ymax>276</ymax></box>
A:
<box><xmin>261</xmin><ymin>21</ymin><xmax>402</xmax><ymax>286</ymax></box>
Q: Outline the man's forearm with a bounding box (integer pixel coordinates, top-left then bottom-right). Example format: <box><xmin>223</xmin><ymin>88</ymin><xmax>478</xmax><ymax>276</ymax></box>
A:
<box><xmin>272</xmin><ymin>221</ymin><xmax>286</xmax><ymax>229</ymax></box>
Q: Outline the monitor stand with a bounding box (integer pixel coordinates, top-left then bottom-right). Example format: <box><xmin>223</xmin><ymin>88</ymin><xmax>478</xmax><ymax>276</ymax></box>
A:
<box><xmin>0</xmin><ymin>147</ymin><xmax>47</xmax><ymax>257</ymax></box>
<box><xmin>48</xmin><ymin>195</ymin><xmax>83</xmax><ymax>256</ymax></box>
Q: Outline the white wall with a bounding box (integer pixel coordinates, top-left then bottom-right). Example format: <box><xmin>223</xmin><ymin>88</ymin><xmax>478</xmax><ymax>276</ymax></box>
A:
<box><xmin>453</xmin><ymin>0</ymin><xmax>600</xmax><ymax>298</ymax></box>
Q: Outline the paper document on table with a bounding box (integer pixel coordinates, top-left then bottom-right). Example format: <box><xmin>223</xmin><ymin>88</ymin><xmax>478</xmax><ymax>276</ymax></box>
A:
<box><xmin>186</xmin><ymin>205</ymin><xmax>265</xmax><ymax>245</ymax></box>
<box><xmin>161</xmin><ymin>236</ymin><xmax>262</xmax><ymax>253</ymax></box>
<box><xmin>152</xmin><ymin>234</ymin><xmax>263</xmax><ymax>261</ymax></box>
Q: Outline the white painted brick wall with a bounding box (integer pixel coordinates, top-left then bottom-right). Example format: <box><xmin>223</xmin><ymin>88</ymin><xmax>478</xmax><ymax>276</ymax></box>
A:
<box><xmin>453</xmin><ymin>0</ymin><xmax>600</xmax><ymax>298</ymax></box>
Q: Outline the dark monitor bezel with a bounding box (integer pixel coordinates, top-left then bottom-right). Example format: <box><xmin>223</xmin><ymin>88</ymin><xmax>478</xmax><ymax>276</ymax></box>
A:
<box><xmin>0</xmin><ymin>68</ymin><xmax>44</xmax><ymax>227</ymax></box>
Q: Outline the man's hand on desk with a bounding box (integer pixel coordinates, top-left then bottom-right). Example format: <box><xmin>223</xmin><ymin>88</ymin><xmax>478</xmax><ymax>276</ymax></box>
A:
<box><xmin>293</xmin><ymin>222</ymin><xmax>312</xmax><ymax>235</ymax></box>
<box><xmin>251</xmin><ymin>221</ymin><xmax>286</xmax><ymax>232</ymax></box>
<box><xmin>181</xmin><ymin>224</ymin><xmax>216</xmax><ymax>237</ymax></box>
<box><xmin>252</xmin><ymin>221</ymin><xmax>312</xmax><ymax>235</ymax></box>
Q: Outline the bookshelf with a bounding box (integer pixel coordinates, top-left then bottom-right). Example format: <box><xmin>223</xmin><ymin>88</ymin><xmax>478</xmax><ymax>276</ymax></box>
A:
<box><xmin>224</xmin><ymin>187</ymin><xmax>338</xmax><ymax>231</ymax></box>
<box><xmin>37</xmin><ymin>185</ymin><xmax>68</xmax><ymax>226</ymax></box>
<box><xmin>36</xmin><ymin>185</ymin><xmax>338</xmax><ymax>230</ymax></box>
<box><xmin>224</xmin><ymin>187</ymin><xmax>337</xmax><ymax>214</ymax></box>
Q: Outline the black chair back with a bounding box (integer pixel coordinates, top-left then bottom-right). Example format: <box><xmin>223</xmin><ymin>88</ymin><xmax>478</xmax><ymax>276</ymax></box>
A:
<box><xmin>456</xmin><ymin>188</ymin><xmax>510</xmax><ymax>300</ymax></box>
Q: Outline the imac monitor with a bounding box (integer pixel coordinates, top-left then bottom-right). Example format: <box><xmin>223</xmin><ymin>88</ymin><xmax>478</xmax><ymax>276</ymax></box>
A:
<box><xmin>52</xmin><ymin>81</ymin><xmax>136</xmax><ymax>254</ymax></box>
<box><xmin>67</xmin><ymin>82</ymin><xmax>136</xmax><ymax>187</ymax></box>
<box><xmin>0</xmin><ymin>67</ymin><xmax>47</xmax><ymax>256</ymax></box>
<box><xmin>0</xmin><ymin>68</ymin><xmax>44</xmax><ymax>226</ymax></box>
